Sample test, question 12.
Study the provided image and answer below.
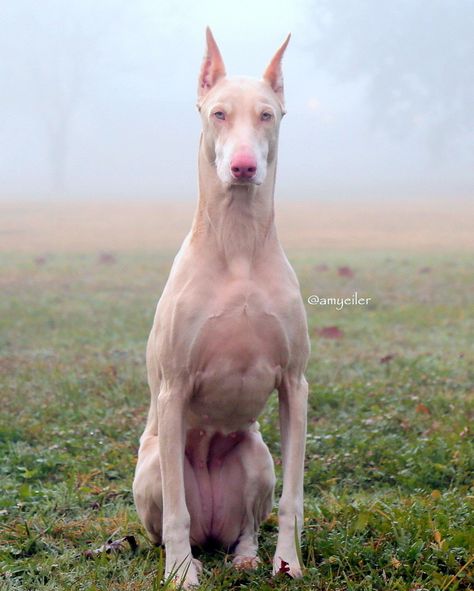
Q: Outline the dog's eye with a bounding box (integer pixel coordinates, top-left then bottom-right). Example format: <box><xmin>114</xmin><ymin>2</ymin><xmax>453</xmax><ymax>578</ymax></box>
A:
<box><xmin>260</xmin><ymin>112</ymin><xmax>273</xmax><ymax>121</ymax></box>
<box><xmin>214</xmin><ymin>111</ymin><xmax>226</xmax><ymax>120</ymax></box>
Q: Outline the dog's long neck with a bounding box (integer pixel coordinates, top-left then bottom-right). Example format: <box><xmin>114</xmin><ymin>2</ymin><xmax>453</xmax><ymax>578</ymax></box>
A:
<box><xmin>190</xmin><ymin>138</ymin><xmax>279</xmax><ymax>268</ymax></box>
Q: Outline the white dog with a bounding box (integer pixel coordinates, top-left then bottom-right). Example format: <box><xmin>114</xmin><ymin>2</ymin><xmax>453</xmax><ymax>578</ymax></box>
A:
<box><xmin>133</xmin><ymin>28</ymin><xmax>310</xmax><ymax>588</ymax></box>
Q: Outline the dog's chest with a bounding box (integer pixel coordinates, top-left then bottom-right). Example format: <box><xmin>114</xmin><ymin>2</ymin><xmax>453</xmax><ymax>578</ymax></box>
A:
<box><xmin>191</xmin><ymin>275</ymin><xmax>290</xmax><ymax>363</ymax></box>
<box><xmin>179</xmin><ymin>279</ymin><xmax>290</xmax><ymax>431</ymax></box>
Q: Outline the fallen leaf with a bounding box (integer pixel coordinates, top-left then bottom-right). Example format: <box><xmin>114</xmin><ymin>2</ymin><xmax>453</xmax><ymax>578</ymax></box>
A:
<box><xmin>76</xmin><ymin>469</ymin><xmax>101</xmax><ymax>489</ymax></box>
<box><xmin>277</xmin><ymin>559</ymin><xmax>291</xmax><ymax>575</ymax></box>
<box><xmin>34</xmin><ymin>255</ymin><xmax>48</xmax><ymax>266</ymax></box>
<box><xmin>380</xmin><ymin>354</ymin><xmax>395</xmax><ymax>364</ymax></box>
<box><xmin>318</xmin><ymin>326</ymin><xmax>344</xmax><ymax>339</ymax></box>
<box><xmin>84</xmin><ymin>535</ymin><xmax>138</xmax><ymax>559</ymax></box>
<box><xmin>415</xmin><ymin>403</ymin><xmax>430</xmax><ymax>415</ymax></box>
<box><xmin>391</xmin><ymin>557</ymin><xmax>401</xmax><ymax>569</ymax></box>
<box><xmin>98</xmin><ymin>252</ymin><xmax>117</xmax><ymax>265</ymax></box>
<box><xmin>338</xmin><ymin>266</ymin><xmax>354</xmax><ymax>277</ymax></box>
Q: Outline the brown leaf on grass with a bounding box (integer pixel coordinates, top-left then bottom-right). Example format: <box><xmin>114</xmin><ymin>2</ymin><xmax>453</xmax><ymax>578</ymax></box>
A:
<box><xmin>277</xmin><ymin>559</ymin><xmax>291</xmax><ymax>575</ymax></box>
<box><xmin>34</xmin><ymin>255</ymin><xmax>48</xmax><ymax>266</ymax></box>
<box><xmin>318</xmin><ymin>326</ymin><xmax>344</xmax><ymax>339</ymax></box>
<box><xmin>391</xmin><ymin>557</ymin><xmax>401</xmax><ymax>569</ymax></box>
<box><xmin>338</xmin><ymin>266</ymin><xmax>354</xmax><ymax>277</ymax></box>
<box><xmin>84</xmin><ymin>535</ymin><xmax>138</xmax><ymax>559</ymax></box>
<box><xmin>415</xmin><ymin>403</ymin><xmax>430</xmax><ymax>415</ymax></box>
<box><xmin>98</xmin><ymin>252</ymin><xmax>117</xmax><ymax>265</ymax></box>
<box><xmin>76</xmin><ymin>469</ymin><xmax>101</xmax><ymax>489</ymax></box>
<box><xmin>380</xmin><ymin>354</ymin><xmax>395</xmax><ymax>364</ymax></box>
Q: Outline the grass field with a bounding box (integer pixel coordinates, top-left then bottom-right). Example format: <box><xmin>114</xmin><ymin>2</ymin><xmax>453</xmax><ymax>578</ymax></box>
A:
<box><xmin>1</xmin><ymin>200</ymin><xmax>473</xmax><ymax>590</ymax></box>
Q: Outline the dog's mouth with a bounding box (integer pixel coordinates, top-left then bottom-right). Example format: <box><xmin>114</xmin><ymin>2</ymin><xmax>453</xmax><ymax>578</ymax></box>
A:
<box><xmin>230</xmin><ymin>177</ymin><xmax>261</xmax><ymax>187</ymax></box>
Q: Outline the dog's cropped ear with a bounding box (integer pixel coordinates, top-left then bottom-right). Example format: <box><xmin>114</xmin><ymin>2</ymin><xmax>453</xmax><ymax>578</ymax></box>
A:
<box><xmin>263</xmin><ymin>33</ymin><xmax>291</xmax><ymax>110</ymax></box>
<box><xmin>198</xmin><ymin>27</ymin><xmax>226</xmax><ymax>105</ymax></box>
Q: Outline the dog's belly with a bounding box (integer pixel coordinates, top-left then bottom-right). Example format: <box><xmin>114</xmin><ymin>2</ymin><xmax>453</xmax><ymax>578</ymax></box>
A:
<box><xmin>184</xmin><ymin>429</ymin><xmax>247</xmax><ymax>546</ymax></box>
<box><xmin>186</xmin><ymin>308</ymin><xmax>288</xmax><ymax>433</ymax></box>
<box><xmin>184</xmin><ymin>427</ymin><xmax>272</xmax><ymax>547</ymax></box>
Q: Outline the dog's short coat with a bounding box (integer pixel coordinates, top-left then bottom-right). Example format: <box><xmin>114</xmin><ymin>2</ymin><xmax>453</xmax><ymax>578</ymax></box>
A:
<box><xmin>133</xmin><ymin>28</ymin><xmax>310</xmax><ymax>588</ymax></box>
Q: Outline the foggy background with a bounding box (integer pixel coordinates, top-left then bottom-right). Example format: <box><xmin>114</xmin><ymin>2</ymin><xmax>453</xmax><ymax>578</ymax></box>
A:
<box><xmin>1</xmin><ymin>0</ymin><xmax>473</xmax><ymax>201</ymax></box>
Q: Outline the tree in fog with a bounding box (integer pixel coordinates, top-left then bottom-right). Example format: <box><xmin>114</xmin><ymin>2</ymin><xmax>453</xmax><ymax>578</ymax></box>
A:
<box><xmin>309</xmin><ymin>0</ymin><xmax>474</xmax><ymax>153</ymax></box>
<box><xmin>28</xmin><ymin>21</ymin><xmax>93</xmax><ymax>195</ymax></box>
<box><xmin>1</xmin><ymin>1</ymin><xmax>119</xmax><ymax>195</ymax></box>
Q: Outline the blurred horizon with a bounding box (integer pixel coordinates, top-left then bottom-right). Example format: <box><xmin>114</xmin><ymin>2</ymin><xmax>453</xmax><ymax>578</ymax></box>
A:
<box><xmin>1</xmin><ymin>0</ymin><xmax>473</xmax><ymax>201</ymax></box>
<box><xmin>2</xmin><ymin>198</ymin><xmax>473</xmax><ymax>253</ymax></box>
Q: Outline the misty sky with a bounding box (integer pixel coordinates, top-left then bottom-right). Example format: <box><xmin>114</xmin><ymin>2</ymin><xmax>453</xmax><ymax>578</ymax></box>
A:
<box><xmin>1</xmin><ymin>0</ymin><xmax>473</xmax><ymax>200</ymax></box>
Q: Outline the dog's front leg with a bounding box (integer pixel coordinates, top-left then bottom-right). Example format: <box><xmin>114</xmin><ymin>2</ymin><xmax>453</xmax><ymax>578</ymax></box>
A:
<box><xmin>273</xmin><ymin>375</ymin><xmax>308</xmax><ymax>578</ymax></box>
<box><xmin>157</xmin><ymin>386</ymin><xmax>200</xmax><ymax>588</ymax></box>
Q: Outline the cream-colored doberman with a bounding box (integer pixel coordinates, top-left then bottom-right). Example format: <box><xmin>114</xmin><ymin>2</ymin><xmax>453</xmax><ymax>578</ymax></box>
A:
<box><xmin>133</xmin><ymin>28</ymin><xmax>310</xmax><ymax>588</ymax></box>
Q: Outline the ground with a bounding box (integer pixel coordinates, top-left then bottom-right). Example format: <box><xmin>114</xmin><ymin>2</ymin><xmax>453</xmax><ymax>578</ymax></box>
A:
<box><xmin>0</xmin><ymin>199</ymin><xmax>473</xmax><ymax>590</ymax></box>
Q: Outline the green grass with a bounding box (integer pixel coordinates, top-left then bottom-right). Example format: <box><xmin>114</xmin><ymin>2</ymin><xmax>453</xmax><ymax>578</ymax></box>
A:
<box><xmin>1</xmin><ymin>250</ymin><xmax>473</xmax><ymax>590</ymax></box>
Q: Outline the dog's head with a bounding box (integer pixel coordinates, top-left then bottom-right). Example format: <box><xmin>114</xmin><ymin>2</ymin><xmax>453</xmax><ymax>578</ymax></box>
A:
<box><xmin>197</xmin><ymin>28</ymin><xmax>290</xmax><ymax>188</ymax></box>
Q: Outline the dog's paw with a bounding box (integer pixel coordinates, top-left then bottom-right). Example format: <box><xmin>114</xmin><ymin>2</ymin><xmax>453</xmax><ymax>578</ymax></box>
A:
<box><xmin>170</xmin><ymin>573</ymin><xmax>199</xmax><ymax>590</ymax></box>
<box><xmin>167</xmin><ymin>557</ymin><xmax>201</xmax><ymax>589</ymax></box>
<box><xmin>233</xmin><ymin>555</ymin><xmax>261</xmax><ymax>570</ymax></box>
<box><xmin>191</xmin><ymin>557</ymin><xmax>203</xmax><ymax>575</ymax></box>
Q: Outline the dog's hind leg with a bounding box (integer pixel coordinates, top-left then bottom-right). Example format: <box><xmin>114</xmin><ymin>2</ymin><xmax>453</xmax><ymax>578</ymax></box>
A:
<box><xmin>133</xmin><ymin>432</ymin><xmax>206</xmax><ymax>584</ymax></box>
<box><xmin>233</xmin><ymin>431</ymin><xmax>275</xmax><ymax>569</ymax></box>
<box><xmin>133</xmin><ymin>433</ymin><xmax>163</xmax><ymax>544</ymax></box>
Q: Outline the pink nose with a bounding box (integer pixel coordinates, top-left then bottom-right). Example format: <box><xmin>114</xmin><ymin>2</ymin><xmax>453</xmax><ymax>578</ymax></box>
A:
<box><xmin>230</xmin><ymin>153</ymin><xmax>257</xmax><ymax>180</ymax></box>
